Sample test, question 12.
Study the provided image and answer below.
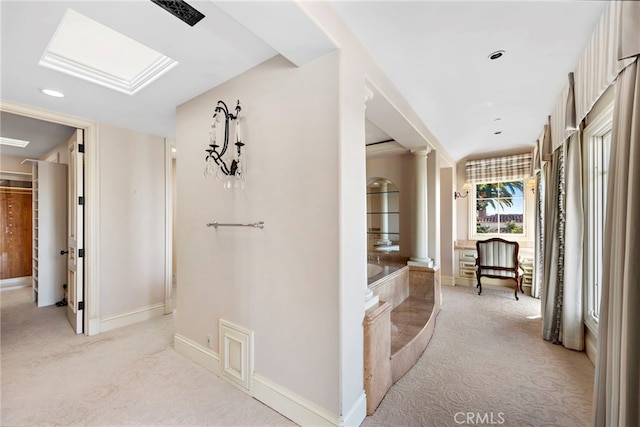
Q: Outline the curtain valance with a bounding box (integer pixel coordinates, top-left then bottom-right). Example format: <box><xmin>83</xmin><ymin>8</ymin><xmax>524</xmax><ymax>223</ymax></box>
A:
<box><xmin>465</xmin><ymin>152</ymin><xmax>533</xmax><ymax>184</ymax></box>
<box><xmin>548</xmin><ymin>1</ymin><xmax>636</xmax><ymax>153</ymax></box>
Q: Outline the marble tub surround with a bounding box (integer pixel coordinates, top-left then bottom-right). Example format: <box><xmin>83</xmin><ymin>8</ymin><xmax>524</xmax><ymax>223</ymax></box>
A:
<box><xmin>390</xmin><ymin>296</ymin><xmax>434</xmax><ymax>355</ymax></box>
<box><xmin>364</xmin><ymin>265</ymin><xmax>442</xmax><ymax>414</ymax></box>
<box><xmin>390</xmin><ymin>266</ymin><xmax>440</xmax><ymax>382</ymax></box>
<box><xmin>363</xmin><ymin>301</ymin><xmax>393</xmax><ymax>416</ymax></box>
<box><xmin>368</xmin><ymin>266</ymin><xmax>409</xmax><ymax>306</ymax></box>
<box><xmin>367</xmin><ymin>252</ymin><xmax>409</xmax><ymax>265</ymax></box>
<box><xmin>366</xmin><ymin>253</ymin><xmax>408</xmax><ymax>285</ymax></box>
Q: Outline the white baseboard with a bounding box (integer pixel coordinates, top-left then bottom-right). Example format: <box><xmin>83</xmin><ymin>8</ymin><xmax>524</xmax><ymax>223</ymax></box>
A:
<box><xmin>100</xmin><ymin>303</ymin><xmax>165</xmax><ymax>333</ymax></box>
<box><xmin>175</xmin><ymin>333</ymin><xmax>362</xmax><ymax>426</ymax></box>
<box><xmin>441</xmin><ymin>275</ymin><xmax>455</xmax><ymax>286</ymax></box>
<box><xmin>88</xmin><ymin>318</ymin><xmax>101</xmax><ymax>336</ymax></box>
<box><xmin>1</xmin><ymin>276</ymin><xmax>31</xmax><ymax>289</ymax></box>
<box><xmin>253</xmin><ymin>373</ymin><xmax>342</xmax><ymax>426</ymax></box>
<box><xmin>341</xmin><ymin>392</ymin><xmax>367</xmax><ymax>427</ymax></box>
<box><xmin>174</xmin><ymin>333</ymin><xmax>220</xmax><ymax>374</ymax></box>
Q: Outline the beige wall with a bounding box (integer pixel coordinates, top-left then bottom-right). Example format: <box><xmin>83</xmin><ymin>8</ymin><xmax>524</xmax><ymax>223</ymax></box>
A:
<box><xmin>0</xmin><ymin>155</ymin><xmax>32</xmax><ymax>173</ymax></box>
<box><xmin>176</xmin><ymin>54</ymin><xmax>342</xmax><ymax>414</ymax></box>
<box><xmin>98</xmin><ymin>124</ymin><xmax>166</xmax><ymax>318</ymax></box>
<box><xmin>174</xmin><ymin>3</ymin><xmax>457</xmax><ymax>421</ymax></box>
<box><xmin>39</xmin><ymin>137</ymin><xmax>71</xmax><ymax>165</ymax></box>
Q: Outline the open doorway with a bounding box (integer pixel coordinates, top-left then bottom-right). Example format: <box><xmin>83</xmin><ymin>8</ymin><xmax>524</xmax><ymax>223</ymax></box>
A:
<box><xmin>1</xmin><ymin>101</ymin><xmax>98</xmax><ymax>335</ymax></box>
<box><xmin>1</xmin><ymin>111</ymin><xmax>84</xmax><ymax>333</ymax></box>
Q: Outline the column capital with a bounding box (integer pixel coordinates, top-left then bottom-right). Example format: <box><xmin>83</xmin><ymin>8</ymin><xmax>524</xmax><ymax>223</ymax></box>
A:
<box><xmin>410</xmin><ymin>147</ymin><xmax>432</xmax><ymax>157</ymax></box>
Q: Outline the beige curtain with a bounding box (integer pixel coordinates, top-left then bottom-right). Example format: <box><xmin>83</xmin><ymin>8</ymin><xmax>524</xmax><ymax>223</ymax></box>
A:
<box><xmin>594</xmin><ymin>58</ymin><xmax>640</xmax><ymax>426</ymax></box>
<box><xmin>541</xmin><ymin>132</ymin><xmax>584</xmax><ymax>350</ymax></box>
<box><xmin>541</xmin><ymin>145</ymin><xmax>564</xmax><ymax>344</ymax></box>
<box><xmin>560</xmin><ymin>131</ymin><xmax>584</xmax><ymax>350</ymax></box>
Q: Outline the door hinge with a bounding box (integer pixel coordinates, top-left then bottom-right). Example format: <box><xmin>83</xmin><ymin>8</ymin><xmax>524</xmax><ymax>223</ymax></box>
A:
<box><xmin>79</xmin><ymin>196</ymin><xmax>84</xmax><ymax>205</ymax></box>
<box><xmin>78</xmin><ymin>143</ymin><xmax>85</xmax><ymax>153</ymax></box>
<box><xmin>78</xmin><ymin>301</ymin><xmax>84</xmax><ymax>310</ymax></box>
<box><xmin>79</xmin><ymin>249</ymin><xmax>84</xmax><ymax>258</ymax></box>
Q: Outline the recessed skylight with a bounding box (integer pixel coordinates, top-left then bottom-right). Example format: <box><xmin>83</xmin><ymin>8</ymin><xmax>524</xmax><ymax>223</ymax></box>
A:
<box><xmin>0</xmin><ymin>137</ymin><xmax>30</xmax><ymax>148</ymax></box>
<box><xmin>41</xmin><ymin>88</ymin><xmax>65</xmax><ymax>98</ymax></box>
<box><xmin>39</xmin><ymin>9</ymin><xmax>178</xmax><ymax>95</ymax></box>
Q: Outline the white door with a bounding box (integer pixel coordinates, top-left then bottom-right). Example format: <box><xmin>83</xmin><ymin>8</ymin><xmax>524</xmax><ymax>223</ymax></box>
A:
<box><xmin>66</xmin><ymin>130</ymin><xmax>84</xmax><ymax>334</ymax></box>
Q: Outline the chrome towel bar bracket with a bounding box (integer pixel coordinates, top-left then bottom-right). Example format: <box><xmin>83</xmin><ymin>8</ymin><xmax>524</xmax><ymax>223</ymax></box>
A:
<box><xmin>207</xmin><ymin>221</ymin><xmax>264</xmax><ymax>229</ymax></box>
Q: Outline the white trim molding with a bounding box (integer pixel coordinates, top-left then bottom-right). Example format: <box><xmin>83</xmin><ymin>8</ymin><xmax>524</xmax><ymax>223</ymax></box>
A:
<box><xmin>174</xmin><ymin>333</ymin><xmax>220</xmax><ymax>375</ymax></box>
<box><xmin>341</xmin><ymin>392</ymin><xmax>367</xmax><ymax>427</ymax></box>
<box><xmin>99</xmin><ymin>303</ymin><xmax>165</xmax><ymax>333</ymax></box>
<box><xmin>175</xmin><ymin>332</ymin><xmax>363</xmax><ymax>426</ymax></box>
<box><xmin>253</xmin><ymin>374</ymin><xmax>341</xmax><ymax>427</ymax></box>
<box><xmin>219</xmin><ymin>319</ymin><xmax>254</xmax><ymax>394</ymax></box>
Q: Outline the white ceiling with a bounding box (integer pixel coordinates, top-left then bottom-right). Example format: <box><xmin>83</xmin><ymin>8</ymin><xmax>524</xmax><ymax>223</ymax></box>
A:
<box><xmin>334</xmin><ymin>1</ymin><xmax>608</xmax><ymax>161</ymax></box>
<box><xmin>0</xmin><ymin>1</ymin><xmax>608</xmax><ymax>163</ymax></box>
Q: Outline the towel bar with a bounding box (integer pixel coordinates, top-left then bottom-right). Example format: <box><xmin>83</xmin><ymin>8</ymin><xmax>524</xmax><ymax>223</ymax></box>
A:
<box><xmin>207</xmin><ymin>221</ymin><xmax>264</xmax><ymax>229</ymax></box>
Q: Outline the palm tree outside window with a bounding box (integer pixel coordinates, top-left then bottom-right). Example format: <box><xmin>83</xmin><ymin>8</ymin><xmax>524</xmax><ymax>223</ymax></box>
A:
<box><xmin>475</xmin><ymin>180</ymin><xmax>525</xmax><ymax>235</ymax></box>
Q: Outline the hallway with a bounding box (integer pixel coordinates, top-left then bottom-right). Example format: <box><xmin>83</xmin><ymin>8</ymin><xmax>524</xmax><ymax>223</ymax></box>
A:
<box><xmin>0</xmin><ymin>287</ymin><xmax>293</xmax><ymax>426</ymax></box>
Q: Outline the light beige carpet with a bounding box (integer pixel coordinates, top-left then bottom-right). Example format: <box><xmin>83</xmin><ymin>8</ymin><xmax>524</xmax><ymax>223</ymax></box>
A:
<box><xmin>2</xmin><ymin>285</ymin><xmax>594</xmax><ymax>426</ymax></box>
<box><xmin>0</xmin><ymin>287</ymin><xmax>295</xmax><ymax>426</ymax></box>
<box><xmin>363</xmin><ymin>285</ymin><xmax>595</xmax><ymax>427</ymax></box>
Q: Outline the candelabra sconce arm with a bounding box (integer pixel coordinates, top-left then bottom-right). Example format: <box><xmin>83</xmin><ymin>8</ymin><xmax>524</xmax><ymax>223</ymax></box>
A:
<box><xmin>454</xmin><ymin>182</ymin><xmax>473</xmax><ymax>200</ymax></box>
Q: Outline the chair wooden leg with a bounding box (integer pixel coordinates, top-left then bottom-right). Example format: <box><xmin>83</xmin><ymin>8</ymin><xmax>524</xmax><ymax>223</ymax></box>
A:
<box><xmin>477</xmin><ymin>275</ymin><xmax>482</xmax><ymax>295</ymax></box>
<box><xmin>513</xmin><ymin>279</ymin><xmax>519</xmax><ymax>301</ymax></box>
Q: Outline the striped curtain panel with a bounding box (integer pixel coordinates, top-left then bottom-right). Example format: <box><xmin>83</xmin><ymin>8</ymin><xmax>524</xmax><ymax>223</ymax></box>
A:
<box><xmin>465</xmin><ymin>152</ymin><xmax>532</xmax><ymax>184</ymax></box>
<box><xmin>541</xmin><ymin>146</ymin><xmax>566</xmax><ymax>345</ymax></box>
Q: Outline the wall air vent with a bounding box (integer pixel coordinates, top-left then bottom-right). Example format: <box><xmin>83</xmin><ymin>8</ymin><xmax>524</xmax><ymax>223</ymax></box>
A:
<box><xmin>151</xmin><ymin>0</ymin><xmax>205</xmax><ymax>27</ymax></box>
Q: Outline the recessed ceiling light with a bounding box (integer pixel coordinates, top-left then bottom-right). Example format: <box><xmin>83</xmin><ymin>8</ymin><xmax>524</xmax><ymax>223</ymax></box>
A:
<box><xmin>0</xmin><ymin>136</ymin><xmax>31</xmax><ymax>148</ymax></box>
<box><xmin>39</xmin><ymin>9</ymin><xmax>178</xmax><ymax>95</ymax></box>
<box><xmin>494</xmin><ymin>131</ymin><xmax>502</xmax><ymax>135</ymax></box>
<box><xmin>41</xmin><ymin>88</ymin><xmax>65</xmax><ymax>97</ymax></box>
<box><xmin>493</xmin><ymin>118</ymin><xmax>502</xmax><ymax>121</ymax></box>
<box><xmin>488</xmin><ymin>50</ymin><xmax>506</xmax><ymax>60</ymax></box>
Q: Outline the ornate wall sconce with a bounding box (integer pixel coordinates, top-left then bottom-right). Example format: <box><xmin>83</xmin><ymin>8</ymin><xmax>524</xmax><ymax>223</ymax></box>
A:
<box><xmin>527</xmin><ymin>177</ymin><xmax>536</xmax><ymax>194</ymax></box>
<box><xmin>454</xmin><ymin>182</ymin><xmax>472</xmax><ymax>200</ymax></box>
<box><xmin>204</xmin><ymin>100</ymin><xmax>244</xmax><ymax>188</ymax></box>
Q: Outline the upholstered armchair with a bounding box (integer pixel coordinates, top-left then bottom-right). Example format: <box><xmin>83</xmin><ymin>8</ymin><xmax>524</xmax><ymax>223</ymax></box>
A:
<box><xmin>475</xmin><ymin>238</ymin><xmax>524</xmax><ymax>300</ymax></box>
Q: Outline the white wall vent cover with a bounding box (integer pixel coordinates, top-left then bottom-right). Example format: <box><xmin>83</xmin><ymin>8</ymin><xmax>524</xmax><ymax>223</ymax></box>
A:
<box><xmin>219</xmin><ymin>319</ymin><xmax>254</xmax><ymax>393</ymax></box>
<box><xmin>39</xmin><ymin>9</ymin><xmax>178</xmax><ymax>95</ymax></box>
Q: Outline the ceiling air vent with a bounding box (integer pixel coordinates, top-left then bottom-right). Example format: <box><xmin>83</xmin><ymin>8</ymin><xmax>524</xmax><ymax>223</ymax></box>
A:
<box><xmin>151</xmin><ymin>0</ymin><xmax>205</xmax><ymax>27</ymax></box>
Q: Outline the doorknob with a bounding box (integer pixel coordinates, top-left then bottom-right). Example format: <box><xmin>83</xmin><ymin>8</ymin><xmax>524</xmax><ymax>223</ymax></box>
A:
<box><xmin>60</xmin><ymin>250</ymin><xmax>69</xmax><ymax>255</ymax></box>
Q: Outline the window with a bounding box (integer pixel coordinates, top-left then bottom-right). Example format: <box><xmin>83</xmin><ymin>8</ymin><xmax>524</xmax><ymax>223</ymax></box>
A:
<box><xmin>473</xmin><ymin>180</ymin><xmax>525</xmax><ymax>236</ymax></box>
<box><xmin>585</xmin><ymin>117</ymin><xmax>612</xmax><ymax>327</ymax></box>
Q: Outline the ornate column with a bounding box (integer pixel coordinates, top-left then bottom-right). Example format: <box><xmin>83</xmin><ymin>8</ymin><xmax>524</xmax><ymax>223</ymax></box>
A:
<box><xmin>409</xmin><ymin>148</ymin><xmax>433</xmax><ymax>267</ymax></box>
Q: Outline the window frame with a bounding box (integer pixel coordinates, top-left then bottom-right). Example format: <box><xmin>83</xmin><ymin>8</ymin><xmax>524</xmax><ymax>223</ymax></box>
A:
<box><xmin>467</xmin><ymin>179</ymin><xmax>532</xmax><ymax>241</ymax></box>
<box><xmin>583</xmin><ymin>102</ymin><xmax>614</xmax><ymax>335</ymax></box>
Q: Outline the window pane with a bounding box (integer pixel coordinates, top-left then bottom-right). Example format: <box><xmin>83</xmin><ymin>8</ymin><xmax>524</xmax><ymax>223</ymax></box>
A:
<box><xmin>476</xmin><ymin>198</ymin><xmax>498</xmax><ymax>233</ymax></box>
<box><xmin>473</xmin><ymin>180</ymin><xmax>524</xmax><ymax>236</ymax></box>
<box><xmin>499</xmin><ymin>201</ymin><xmax>524</xmax><ymax>233</ymax></box>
